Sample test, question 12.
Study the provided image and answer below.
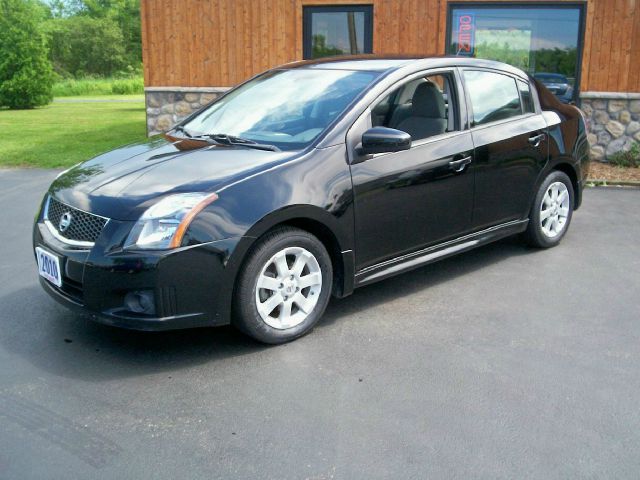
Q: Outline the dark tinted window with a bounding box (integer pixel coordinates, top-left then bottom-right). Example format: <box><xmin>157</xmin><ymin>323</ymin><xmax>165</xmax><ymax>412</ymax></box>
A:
<box><xmin>303</xmin><ymin>6</ymin><xmax>373</xmax><ymax>59</ymax></box>
<box><xmin>463</xmin><ymin>70</ymin><xmax>522</xmax><ymax>126</ymax></box>
<box><xmin>372</xmin><ymin>73</ymin><xmax>457</xmax><ymax>141</ymax></box>
<box><xmin>518</xmin><ymin>79</ymin><xmax>535</xmax><ymax>114</ymax></box>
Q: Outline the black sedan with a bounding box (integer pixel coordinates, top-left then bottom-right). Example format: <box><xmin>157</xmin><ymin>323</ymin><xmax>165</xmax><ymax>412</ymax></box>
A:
<box><xmin>34</xmin><ymin>56</ymin><xmax>590</xmax><ymax>344</ymax></box>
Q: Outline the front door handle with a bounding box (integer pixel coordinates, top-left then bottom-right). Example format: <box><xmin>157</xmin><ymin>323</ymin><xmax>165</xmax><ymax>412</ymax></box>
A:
<box><xmin>528</xmin><ymin>133</ymin><xmax>546</xmax><ymax>147</ymax></box>
<box><xmin>449</xmin><ymin>155</ymin><xmax>472</xmax><ymax>173</ymax></box>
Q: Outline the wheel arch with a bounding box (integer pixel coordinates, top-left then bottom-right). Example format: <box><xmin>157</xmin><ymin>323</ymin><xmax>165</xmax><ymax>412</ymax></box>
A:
<box><xmin>275</xmin><ymin>217</ymin><xmax>349</xmax><ymax>297</ymax></box>
<box><xmin>528</xmin><ymin>159</ymin><xmax>581</xmax><ymax>218</ymax></box>
<box><xmin>552</xmin><ymin>162</ymin><xmax>581</xmax><ymax>210</ymax></box>
<box><xmin>228</xmin><ymin>206</ymin><xmax>355</xmax><ymax>308</ymax></box>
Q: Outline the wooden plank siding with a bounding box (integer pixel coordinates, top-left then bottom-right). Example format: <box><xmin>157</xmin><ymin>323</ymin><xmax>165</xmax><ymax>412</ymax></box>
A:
<box><xmin>141</xmin><ymin>0</ymin><xmax>640</xmax><ymax>92</ymax></box>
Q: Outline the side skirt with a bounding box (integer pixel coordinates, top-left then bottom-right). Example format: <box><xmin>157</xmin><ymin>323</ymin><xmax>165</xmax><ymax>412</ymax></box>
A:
<box><xmin>354</xmin><ymin>219</ymin><xmax>529</xmax><ymax>287</ymax></box>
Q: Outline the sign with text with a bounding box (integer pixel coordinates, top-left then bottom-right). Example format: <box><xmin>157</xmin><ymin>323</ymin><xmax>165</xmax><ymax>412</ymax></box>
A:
<box><xmin>454</xmin><ymin>12</ymin><xmax>475</xmax><ymax>56</ymax></box>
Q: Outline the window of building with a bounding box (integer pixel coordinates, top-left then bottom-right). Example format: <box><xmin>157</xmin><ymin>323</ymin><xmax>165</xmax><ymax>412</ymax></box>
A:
<box><xmin>463</xmin><ymin>70</ymin><xmax>522</xmax><ymax>126</ymax></box>
<box><xmin>372</xmin><ymin>73</ymin><xmax>457</xmax><ymax>141</ymax></box>
<box><xmin>448</xmin><ymin>4</ymin><xmax>584</xmax><ymax>103</ymax></box>
<box><xmin>303</xmin><ymin>5</ymin><xmax>373</xmax><ymax>60</ymax></box>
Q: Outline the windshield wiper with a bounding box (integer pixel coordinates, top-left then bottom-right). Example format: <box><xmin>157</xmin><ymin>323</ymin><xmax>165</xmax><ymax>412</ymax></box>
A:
<box><xmin>189</xmin><ymin>133</ymin><xmax>281</xmax><ymax>152</ymax></box>
<box><xmin>171</xmin><ymin>125</ymin><xmax>193</xmax><ymax>138</ymax></box>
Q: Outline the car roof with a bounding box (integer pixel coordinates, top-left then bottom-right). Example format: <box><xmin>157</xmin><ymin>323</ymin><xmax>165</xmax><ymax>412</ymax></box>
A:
<box><xmin>280</xmin><ymin>55</ymin><xmax>529</xmax><ymax>80</ymax></box>
<box><xmin>279</xmin><ymin>55</ymin><xmax>416</xmax><ymax>71</ymax></box>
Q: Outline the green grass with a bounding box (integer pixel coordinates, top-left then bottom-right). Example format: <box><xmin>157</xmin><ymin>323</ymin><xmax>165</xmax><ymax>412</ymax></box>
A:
<box><xmin>52</xmin><ymin>76</ymin><xmax>144</xmax><ymax>96</ymax></box>
<box><xmin>0</xmin><ymin>96</ymin><xmax>147</xmax><ymax>168</ymax></box>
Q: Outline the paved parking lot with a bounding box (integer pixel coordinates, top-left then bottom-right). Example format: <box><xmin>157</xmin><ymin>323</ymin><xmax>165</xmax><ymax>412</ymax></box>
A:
<box><xmin>1</xmin><ymin>168</ymin><xmax>639</xmax><ymax>479</ymax></box>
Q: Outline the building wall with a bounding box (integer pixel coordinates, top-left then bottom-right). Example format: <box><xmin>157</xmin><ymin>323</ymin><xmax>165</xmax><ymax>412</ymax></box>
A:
<box><xmin>144</xmin><ymin>87</ymin><xmax>228</xmax><ymax>134</ymax></box>
<box><xmin>141</xmin><ymin>0</ymin><xmax>640</xmax><ymax>158</ymax></box>
<box><xmin>140</xmin><ymin>0</ymin><xmax>445</xmax><ymax>89</ymax></box>
<box><xmin>141</xmin><ymin>0</ymin><xmax>640</xmax><ymax>91</ymax></box>
<box><xmin>581</xmin><ymin>94</ymin><xmax>640</xmax><ymax>161</ymax></box>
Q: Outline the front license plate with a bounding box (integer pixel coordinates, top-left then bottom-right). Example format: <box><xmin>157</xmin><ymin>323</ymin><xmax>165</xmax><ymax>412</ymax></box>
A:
<box><xmin>35</xmin><ymin>247</ymin><xmax>62</xmax><ymax>287</ymax></box>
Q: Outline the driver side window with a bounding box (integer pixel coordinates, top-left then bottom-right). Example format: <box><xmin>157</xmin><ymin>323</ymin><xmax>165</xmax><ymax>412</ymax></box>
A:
<box><xmin>372</xmin><ymin>72</ymin><xmax>458</xmax><ymax>141</ymax></box>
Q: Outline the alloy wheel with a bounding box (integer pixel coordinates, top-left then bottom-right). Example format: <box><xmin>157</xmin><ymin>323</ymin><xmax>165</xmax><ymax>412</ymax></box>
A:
<box><xmin>255</xmin><ymin>246</ymin><xmax>323</xmax><ymax>329</ymax></box>
<box><xmin>540</xmin><ymin>181</ymin><xmax>570</xmax><ymax>238</ymax></box>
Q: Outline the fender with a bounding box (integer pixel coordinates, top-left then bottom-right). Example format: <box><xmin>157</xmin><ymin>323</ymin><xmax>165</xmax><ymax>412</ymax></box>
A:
<box><xmin>195</xmin><ymin>204</ymin><xmax>355</xmax><ymax>326</ymax></box>
<box><xmin>529</xmin><ymin>81</ymin><xmax>588</xmax><ymax>213</ymax></box>
<box><xmin>182</xmin><ymin>142</ymin><xmax>357</xmax><ymax>324</ymax></box>
<box><xmin>230</xmin><ymin>204</ymin><xmax>355</xmax><ymax>297</ymax></box>
<box><xmin>525</xmin><ymin>107</ymin><xmax>585</xmax><ymax>217</ymax></box>
<box><xmin>525</xmin><ymin>155</ymin><xmax>581</xmax><ymax>219</ymax></box>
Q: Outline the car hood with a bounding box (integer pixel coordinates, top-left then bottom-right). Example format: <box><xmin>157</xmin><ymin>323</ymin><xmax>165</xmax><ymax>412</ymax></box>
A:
<box><xmin>49</xmin><ymin>136</ymin><xmax>298</xmax><ymax>220</ymax></box>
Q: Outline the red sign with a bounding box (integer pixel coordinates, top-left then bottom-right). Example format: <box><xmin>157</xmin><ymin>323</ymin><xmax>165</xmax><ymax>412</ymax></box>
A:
<box><xmin>456</xmin><ymin>13</ymin><xmax>475</xmax><ymax>56</ymax></box>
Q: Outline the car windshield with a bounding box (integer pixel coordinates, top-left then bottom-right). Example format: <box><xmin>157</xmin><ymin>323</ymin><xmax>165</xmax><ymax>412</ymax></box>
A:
<box><xmin>182</xmin><ymin>68</ymin><xmax>379</xmax><ymax>151</ymax></box>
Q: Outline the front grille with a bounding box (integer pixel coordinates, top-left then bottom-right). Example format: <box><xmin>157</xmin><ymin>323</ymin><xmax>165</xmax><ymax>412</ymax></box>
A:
<box><xmin>46</xmin><ymin>196</ymin><xmax>109</xmax><ymax>244</ymax></box>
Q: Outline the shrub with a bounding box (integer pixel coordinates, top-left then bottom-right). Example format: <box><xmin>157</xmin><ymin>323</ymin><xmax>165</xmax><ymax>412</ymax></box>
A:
<box><xmin>51</xmin><ymin>76</ymin><xmax>144</xmax><ymax>97</ymax></box>
<box><xmin>111</xmin><ymin>77</ymin><xmax>144</xmax><ymax>95</ymax></box>
<box><xmin>51</xmin><ymin>77</ymin><xmax>114</xmax><ymax>96</ymax></box>
<box><xmin>113</xmin><ymin>64</ymin><xmax>143</xmax><ymax>79</ymax></box>
<box><xmin>609</xmin><ymin>142</ymin><xmax>640</xmax><ymax>168</ymax></box>
<box><xmin>0</xmin><ymin>0</ymin><xmax>53</xmax><ymax>109</ymax></box>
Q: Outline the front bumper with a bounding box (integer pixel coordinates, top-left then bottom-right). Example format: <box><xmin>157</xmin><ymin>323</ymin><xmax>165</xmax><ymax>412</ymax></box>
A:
<box><xmin>33</xmin><ymin>218</ymin><xmax>243</xmax><ymax>331</ymax></box>
<box><xmin>38</xmin><ymin>276</ymin><xmax>209</xmax><ymax>330</ymax></box>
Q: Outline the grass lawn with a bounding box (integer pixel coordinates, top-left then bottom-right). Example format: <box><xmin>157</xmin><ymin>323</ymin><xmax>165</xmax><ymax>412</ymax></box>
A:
<box><xmin>0</xmin><ymin>95</ymin><xmax>147</xmax><ymax>168</ymax></box>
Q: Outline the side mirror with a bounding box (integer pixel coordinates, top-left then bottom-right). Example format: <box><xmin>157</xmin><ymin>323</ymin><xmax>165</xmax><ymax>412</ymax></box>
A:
<box><xmin>359</xmin><ymin>127</ymin><xmax>412</xmax><ymax>155</ymax></box>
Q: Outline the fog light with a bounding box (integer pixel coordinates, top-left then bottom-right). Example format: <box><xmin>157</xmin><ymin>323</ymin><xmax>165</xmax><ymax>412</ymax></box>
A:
<box><xmin>124</xmin><ymin>290</ymin><xmax>156</xmax><ymax>315</ymax></box>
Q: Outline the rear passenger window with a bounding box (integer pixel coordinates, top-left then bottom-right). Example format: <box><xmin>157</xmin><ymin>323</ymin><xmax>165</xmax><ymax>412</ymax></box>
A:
<box><xmin>372</xmin><ymin>72</ymin><xmax>458</xmax><ymax>142</ymax></box>
<box><xmin>463</xmin><ymin>70</ymin><xmax>522</xmax><ymax>126</ymax></box>
<box><xmin>518</xmin><ymin>79</ymin><xmax>535</xmax><ymax>114</ymax></box>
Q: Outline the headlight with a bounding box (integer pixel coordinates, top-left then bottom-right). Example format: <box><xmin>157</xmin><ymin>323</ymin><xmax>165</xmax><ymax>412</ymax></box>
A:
<box><xmin>125</xmin><ymin>192</ymin><xmax>218</xmax><ymax>250</ymax></box>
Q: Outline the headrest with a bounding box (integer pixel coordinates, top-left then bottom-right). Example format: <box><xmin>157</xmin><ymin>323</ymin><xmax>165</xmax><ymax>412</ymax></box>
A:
<box><xmin>412</xmin><ymin>82</ymin><xmax>446</xmax><ymax>119</ymax></box>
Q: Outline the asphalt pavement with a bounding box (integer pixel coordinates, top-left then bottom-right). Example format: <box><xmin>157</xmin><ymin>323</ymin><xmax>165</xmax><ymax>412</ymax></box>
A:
<box><xmin>1</xmin><ymin>168</ymin><xmax>639</xmax><ymax>479</ymax></box>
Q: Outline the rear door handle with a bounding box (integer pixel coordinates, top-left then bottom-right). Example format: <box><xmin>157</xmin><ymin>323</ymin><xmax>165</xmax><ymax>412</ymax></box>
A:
<box><xmin>528</xmin><ymin>133</ymin><xmax>546</xmax><ymax>147</ymax></box>
<box><xmin>449</xmin><ymin>155</ymin><xmax>472</xmax><ymax>173</ymax></box>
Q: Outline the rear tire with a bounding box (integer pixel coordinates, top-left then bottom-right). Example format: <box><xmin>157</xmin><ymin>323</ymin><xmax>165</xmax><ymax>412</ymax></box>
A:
<box><xmin>233</xmin><ymin>227</ymin><xmax>333</xmax><ymax>344</ymax></box>
<box><xmin>524</xmin><ymin>170</ymin><xmax>574</xmax><ymax>248</ymax></box>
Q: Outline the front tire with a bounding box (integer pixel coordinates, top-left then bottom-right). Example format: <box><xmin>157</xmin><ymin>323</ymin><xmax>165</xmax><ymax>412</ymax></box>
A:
<box><xmin>524</xmin><ymin>170</ymin><xmax>574</xmax><ymax>248</ymax></box>
<box><xmin>233</xmin><ymin>227</ymin><xmax>333</xmax><ymax>344</ymax></box>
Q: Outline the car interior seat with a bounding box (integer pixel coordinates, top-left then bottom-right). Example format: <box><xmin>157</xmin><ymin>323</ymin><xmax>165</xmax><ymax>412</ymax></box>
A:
<box><xmin>392</xmin><ymin>82</ymin><xmax>447</xmax><ymax>140</ymax></box>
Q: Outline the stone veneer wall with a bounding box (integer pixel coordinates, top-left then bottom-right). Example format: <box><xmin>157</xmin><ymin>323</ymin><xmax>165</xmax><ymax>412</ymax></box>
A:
<box><xmin>145</xmin><ymin>87</ymin><xmax>230</xmax><ymax>135</ymax></box>
<box><xmin>146</xmin><ymin>87</ymin><xmax>640</xmax><ymax>162</ymax></box>
<box><xmin>580</xmin><ymin>92</ymin><xmax>640</xmax><ymax>161</ymax></box>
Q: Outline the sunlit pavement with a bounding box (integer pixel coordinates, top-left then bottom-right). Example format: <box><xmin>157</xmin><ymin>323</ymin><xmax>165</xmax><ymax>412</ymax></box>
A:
<box><xmin>1</xmin><ymin>168</ymin><xmax>639</xmax><ymax>479</ymax></box>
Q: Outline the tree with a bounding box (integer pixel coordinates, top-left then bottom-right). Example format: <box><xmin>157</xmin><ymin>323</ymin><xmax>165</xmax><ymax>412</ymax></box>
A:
<box><xmin>47</xmin><ymin>15</ymin><xmax>127</xmax><ymax>76</ymax></box>
<box><xmin>0</xmin><ymin>0</ymin><xmax>54</xmax><ymax>108</ymax></box>
<box><xmin>44</xmin><ymin>0</ymin><xmax>141</xmax><ymax>76</ymax></box>
<box><xmin>82</xmin><ymin>0</ymin><xmax>141</xmax><ymax>66</ymax></box>
<box><xmin>312</xmin><ymin>35</ymin><xmax>344</xmax><ymax>58</ymax></box>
